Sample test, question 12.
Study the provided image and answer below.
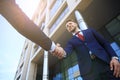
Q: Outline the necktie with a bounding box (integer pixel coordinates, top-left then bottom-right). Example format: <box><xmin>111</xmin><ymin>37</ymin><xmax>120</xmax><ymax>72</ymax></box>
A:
<box><xmin>76</xmin><ymin>32</ymin><xmax>84</xmax><ymax>41</ymax></box>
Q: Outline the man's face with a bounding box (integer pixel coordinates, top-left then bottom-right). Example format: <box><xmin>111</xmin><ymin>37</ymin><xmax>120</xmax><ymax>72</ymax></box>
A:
<box><xmin>66</xmin><ymin>21</ymin><xmax>77</xmax><ymax>32</ymax></box>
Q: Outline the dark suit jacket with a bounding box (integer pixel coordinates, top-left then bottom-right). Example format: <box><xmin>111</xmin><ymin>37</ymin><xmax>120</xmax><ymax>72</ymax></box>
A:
<box><xmin>64</xmin><ymin>28</ymin><xmax>118</xmax><ymax>75</ymax></box>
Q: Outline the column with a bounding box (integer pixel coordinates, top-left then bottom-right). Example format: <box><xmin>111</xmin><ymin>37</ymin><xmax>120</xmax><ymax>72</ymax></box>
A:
<box><xmin>74</xmin><ymin>10</ymin><xmax>88</xmax><ymax>30</ymax></box>
<box><xmin>42</xmin><ymin>0</ymin><xmax>50</xmax><ymax>80</ymax></box>
<box><xmin>26</xmin><ymin>43</ymin><xmax>38</xmax><ymax>80</ymax></box>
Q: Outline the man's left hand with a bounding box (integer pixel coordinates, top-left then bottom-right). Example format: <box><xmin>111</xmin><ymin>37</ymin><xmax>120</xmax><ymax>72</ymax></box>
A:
<box><xmin>110</xmin><ymin>58</ymin><xmax>120</xmax><ymax>78</ymax></box>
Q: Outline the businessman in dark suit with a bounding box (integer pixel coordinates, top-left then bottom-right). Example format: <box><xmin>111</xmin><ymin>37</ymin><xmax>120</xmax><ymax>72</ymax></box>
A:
<box><xmin>53</xmin><ymin>20</ymin><xmax>120</xmax><ymax>80</ymax></box>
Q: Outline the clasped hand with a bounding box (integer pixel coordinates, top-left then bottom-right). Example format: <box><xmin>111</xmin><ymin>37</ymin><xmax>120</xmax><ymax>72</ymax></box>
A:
<box><xmin>52</xmin><ymin>43</ymin><xmax>65</xmax><ymax>59</ymax></box>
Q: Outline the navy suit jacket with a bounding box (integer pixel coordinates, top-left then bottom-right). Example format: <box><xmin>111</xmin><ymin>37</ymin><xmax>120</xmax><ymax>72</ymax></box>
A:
<box><xmin>64</xmin><ymin>28</ymin><xmax>118</xmax><ymax>75</ymax></box>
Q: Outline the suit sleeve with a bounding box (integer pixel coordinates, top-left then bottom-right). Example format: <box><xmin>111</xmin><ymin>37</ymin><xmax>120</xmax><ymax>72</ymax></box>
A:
<box><xmin>64</xmin><ymin>40</ymin><xmax>74</xmax><ymax>56</ymax></box>
<box><xmin>90</xmin><ymin>28</ymin><xmax>118</xmax><ymax>57</ymax></box>
<box><xmin>0</xmin><ymin>1</ymin><xmax>52</xmax><ymax>51</ymax></box>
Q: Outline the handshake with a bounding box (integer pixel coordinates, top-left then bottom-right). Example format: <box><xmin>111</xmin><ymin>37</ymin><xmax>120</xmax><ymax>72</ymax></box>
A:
<box><xmin>51</xmin><ymin>43</ymin><xmax>66</xmax><ymax>59</ymax></box>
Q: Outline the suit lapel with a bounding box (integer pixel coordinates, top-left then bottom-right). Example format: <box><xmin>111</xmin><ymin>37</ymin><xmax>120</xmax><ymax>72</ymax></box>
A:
<box><xmin>73</xmin><ymin>29</ymin><xmax>89</xmax><ymax>42</ymax></box>
<box><xmin>83</xmin><ymin>29</ymin><xmax>96</xmax><ymax>44</ymax></box>
<box><xmin>73</xmin><ymin>35</ymin><xmax>84</xmax><ymax>42</ymax></box>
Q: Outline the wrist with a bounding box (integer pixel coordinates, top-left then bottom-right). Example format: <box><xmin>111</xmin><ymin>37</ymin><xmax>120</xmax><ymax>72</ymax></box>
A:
<box><xmin>49</xmin><ymin>42</ymin><xmax>56</xmax><ymax>53</ymax></box>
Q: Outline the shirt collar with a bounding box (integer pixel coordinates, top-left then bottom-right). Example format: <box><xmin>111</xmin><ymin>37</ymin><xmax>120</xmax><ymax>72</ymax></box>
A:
<box><xmin>72</xmin><ymin>30</ymin><xmax>81</xmax><ymax>35</ymax></box>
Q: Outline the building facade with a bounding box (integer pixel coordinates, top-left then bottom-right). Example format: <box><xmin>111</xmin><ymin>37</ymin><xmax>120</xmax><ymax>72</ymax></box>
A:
<box><xmin>14</xmin><ymin>0</ymin><xmax>120</xmax><ymax>80</ymax></box>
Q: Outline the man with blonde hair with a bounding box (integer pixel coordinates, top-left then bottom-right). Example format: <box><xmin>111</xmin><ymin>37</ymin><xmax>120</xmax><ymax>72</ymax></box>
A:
<box><xmin>53</xmin><ymin>19</ymin><xmax>120</xmax><ymax>80</ymax></box>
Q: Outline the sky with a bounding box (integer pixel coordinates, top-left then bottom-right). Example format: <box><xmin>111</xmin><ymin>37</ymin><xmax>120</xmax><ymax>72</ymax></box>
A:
<box><xmin>0</xmin><ymin>0</ymin><xmax>39</xmax><ymax>80</ymax></box>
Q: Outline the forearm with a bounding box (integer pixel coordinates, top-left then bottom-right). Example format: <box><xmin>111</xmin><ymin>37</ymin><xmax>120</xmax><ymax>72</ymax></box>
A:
<box><xmin>0</xmin><ymin>1</ymin><xmax>52</xmax><ymax>51</ymax></box>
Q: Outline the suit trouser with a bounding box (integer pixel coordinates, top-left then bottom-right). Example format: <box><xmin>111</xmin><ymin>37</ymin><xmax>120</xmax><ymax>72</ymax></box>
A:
<box><xmin>82</xmin><ymin>57</ymin><xmax>120</xmax><ymax>80</ymax></box>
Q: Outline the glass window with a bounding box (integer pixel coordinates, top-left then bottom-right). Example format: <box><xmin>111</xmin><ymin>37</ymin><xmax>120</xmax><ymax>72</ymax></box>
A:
<box><xmin>50</xmin><ymin>0</ymin><xmax>64</xmax><ymax>19</ymax></box>
<box><xmin>73</xmin><ymin>64</ymin><xmax>79</xmax><ymax>73</ymax></box>
<box><xmin>53</xmin><ymin>73</ymin><xmax>63</xmax><ymax>80</ymax></box>
<box><xmin>75</xmin><ymin>76</ymin><xmax>83</xmax><ymax>80</ymax></box>
<box><xmin>111</xmin><ymin>42</ymin><xmax>120</xmax><ymax>60</ymax></box>
<box><xmin>68</xmin><ymin>67</ymin><xmax>73</xmax><ymax>75</ymax></box>
<box><xmin>114</xmin><ymin>34</ymin><xmax>120</xmax><ymax>46</ymax></box>
<box><xmin>70</xmin><ymin>52</ymin><xmax>78</xmax><ymax>62</ymax></box>
<box><xmin>106</xmin><ymin>18</ymin><xmax>120</xmax><ymax>36</ymax></box>
<box><xmin>105</xmin><ymin>14</ymin><xmax>120</xmax><ymax>59</ymax></box>
<box><xmin>51</xmin><ymin>50</ymin><xmax>83</xmax><ymax>80</ymax></box>
<box><xmin>105</xmin><ymin>15</ymin><xmax>120</xmax><ymax>46</ymax></box>
<box><xmin>50</xmin><ymin>6</ymin><xmax>69</xmax><ymax>34</ymax></box>
<box><xmin>111</xmin><ymin>42</ymin><xmax>119</xmax><ymax>51</ymax></box>
<box><xmin>68</xmin><ymin>74</ymin><xmax>74</xmax><ymax>80</ymax></box>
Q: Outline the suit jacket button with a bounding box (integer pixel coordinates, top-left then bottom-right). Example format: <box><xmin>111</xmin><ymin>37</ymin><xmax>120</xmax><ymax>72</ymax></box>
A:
<box><xmin>85</xmin><ymin>43</ymin><xmax>87</xmax><ymax>45</ymax></box>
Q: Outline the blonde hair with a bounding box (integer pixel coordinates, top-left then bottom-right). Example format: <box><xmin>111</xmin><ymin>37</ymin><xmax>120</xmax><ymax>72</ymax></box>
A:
<box><xmin>66</xmin><ymin>19</ymin><xmax>76</xmax><ymax>23</ymax></box>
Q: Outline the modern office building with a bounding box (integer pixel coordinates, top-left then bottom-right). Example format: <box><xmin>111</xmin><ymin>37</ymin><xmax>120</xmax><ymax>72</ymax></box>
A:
<box><xmin>14</xmin><ymin>0</ymin><xmax>120</xmax><ymax>80</ymax></box>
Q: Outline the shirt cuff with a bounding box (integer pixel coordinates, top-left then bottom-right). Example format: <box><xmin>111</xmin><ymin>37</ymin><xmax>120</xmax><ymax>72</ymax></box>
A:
<box><xmin>63</xmin><ymin>51</ymin><xmax>67</xmax><ymax>57</ymax></box>
<box><xmin>49</xmin><ymin>42</ymin><xmax>56</xmax><ymax>53</ymax></box>
<box><xmin>112</xmin><ymin>56</ymin><xmax>119</xmax><ymax>61</ymax></box>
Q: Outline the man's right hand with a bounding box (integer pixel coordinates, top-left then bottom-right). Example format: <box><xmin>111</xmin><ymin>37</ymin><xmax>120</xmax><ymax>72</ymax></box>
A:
<box><xmin>52</xmin><ymin>43</ymin><xmax>66</xmax><ymax>59</ymax></box>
